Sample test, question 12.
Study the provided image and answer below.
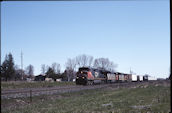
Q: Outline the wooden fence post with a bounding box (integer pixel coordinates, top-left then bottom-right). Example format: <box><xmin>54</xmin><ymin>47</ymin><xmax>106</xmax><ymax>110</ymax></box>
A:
<box><xmin>30</xmin><ymin>90</ymin><xmax>32</xmax><ymax>103</ymax></box>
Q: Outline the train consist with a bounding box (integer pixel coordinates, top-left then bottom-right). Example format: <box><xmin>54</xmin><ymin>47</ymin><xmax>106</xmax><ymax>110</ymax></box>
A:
<box><xmin>76</xmin><ymin>67</ymin><xmax>154</xmax><ymax>85</ymax></box>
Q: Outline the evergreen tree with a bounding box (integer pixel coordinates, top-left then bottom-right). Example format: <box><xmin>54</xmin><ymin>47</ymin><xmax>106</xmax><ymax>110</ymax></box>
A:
<box><xmin>61</xmin><ymin>70</ymin><xmax>68</xmax><ymax>81</ymax></box>
<box><xmin>1</xmin><ymin>53</ymin><xmax>15</xmax><ymax>81</ymax></box>
<box><xmin>46</xmin><ymin>67</ymin><xmax>56</xmax><ymax>80</ymax></box>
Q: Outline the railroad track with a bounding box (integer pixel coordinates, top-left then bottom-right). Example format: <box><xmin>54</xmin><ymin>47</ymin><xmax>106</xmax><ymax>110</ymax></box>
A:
<box><xmin>1</xmin><ymin>84</ymin><xmax>110</xmax><ymax>99</ymax></box>
<box><xmin>1</xmin><ymin>80</ymin><xmax>169</xmax><ymax>99</ymax></box>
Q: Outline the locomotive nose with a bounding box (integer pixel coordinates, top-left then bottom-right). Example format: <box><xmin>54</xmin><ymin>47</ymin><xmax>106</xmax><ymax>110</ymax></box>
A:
<box><xmin>76</xmin><ymin>73</ymin><xmax>88</xmax><ymax>85</ymax></box>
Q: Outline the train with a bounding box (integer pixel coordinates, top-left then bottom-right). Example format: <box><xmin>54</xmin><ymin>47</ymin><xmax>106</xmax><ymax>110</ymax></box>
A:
<box><xmin>75</xmin><ymin>67</ymin><xmax>152</xmax><ymax>85</ymax></box>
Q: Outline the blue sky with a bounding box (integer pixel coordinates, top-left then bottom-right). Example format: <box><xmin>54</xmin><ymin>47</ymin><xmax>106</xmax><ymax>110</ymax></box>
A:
<box><xmin>1</xmin><ymin>1</ymin><xmax>170</xmax><ymax>78</ymax></box>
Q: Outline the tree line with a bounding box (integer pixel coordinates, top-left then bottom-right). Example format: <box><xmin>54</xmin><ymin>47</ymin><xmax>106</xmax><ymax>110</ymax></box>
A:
<box><xmin>1</xmin><ymin>53</ymin><xmax>117</xmax><ymax>81</ymax></box>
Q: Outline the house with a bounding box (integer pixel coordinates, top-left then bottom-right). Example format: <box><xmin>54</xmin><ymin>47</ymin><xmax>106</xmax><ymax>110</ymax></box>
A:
<box><xmin>34</xmin><ymin>75</ymin><xmax>46</xmax><ymax>81</ymax></box>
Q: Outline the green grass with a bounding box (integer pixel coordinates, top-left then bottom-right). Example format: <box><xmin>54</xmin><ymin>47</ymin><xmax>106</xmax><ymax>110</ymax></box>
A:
<box><xmin>1</xmin><ymin>81</ymin><xmax>75</xmax><ymax>90</ymax></box>
<box><xmin>1</xmin><ymin>84</ymin><xmax>170</xmax><ymax>113</ymax></box>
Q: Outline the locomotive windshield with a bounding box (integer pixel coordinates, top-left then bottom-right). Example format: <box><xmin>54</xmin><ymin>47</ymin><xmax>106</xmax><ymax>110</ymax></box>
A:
<box><xmin>77</xmin><ymin>67</ymin><xmax>90</xmax><ymax>76</ymax></box>
<box><xmin>79</xmin><ymin>67</ymin><xmax>90</xmax><ymax>72</ymax></box>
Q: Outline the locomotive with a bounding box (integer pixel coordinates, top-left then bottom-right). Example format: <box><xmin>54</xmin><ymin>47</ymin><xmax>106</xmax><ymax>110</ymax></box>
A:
<box><xmin>76</xmin><ymin>67</ymin><xmax>147</xmax><ymax>85</ymax></box>
<box><xmin>75</xmin><ymin>67</ymin><xmax>107</xmax><ymax>85</ymax></box>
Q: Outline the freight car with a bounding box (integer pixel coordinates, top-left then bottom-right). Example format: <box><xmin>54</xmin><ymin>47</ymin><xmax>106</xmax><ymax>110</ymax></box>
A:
<box><xmin>106</xmin><ymin>72</ymin><xmax>132</xmax><ymax>83</ymax></box>
<box><xmin>106</xmin><ymin>72</ymin><xmax>116</xmax><ymax>83</ymax></box>
<box><xmin>115</xmin><ymin>72</ymin><xmax>124</xmax><ymax>82</ymax></box>
<box><xmin>112</xmin><ymin>72</ymin><xmax>132</xmax><ymax>83</ymax></box>
<box><xmin>139</xmin><ymin>75</ymin><xmax>143</xmax><ymax>81</ymax></box>
<box><xmin>131</xmin><ymin>74</ymin><xmax>137</xmax><ymax>82</ymax></box>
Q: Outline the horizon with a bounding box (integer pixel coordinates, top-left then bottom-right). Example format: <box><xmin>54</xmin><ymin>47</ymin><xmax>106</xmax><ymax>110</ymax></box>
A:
<box><xmin>1</xmin><ymin>1</ymin><xmax>170</xmax><ymax>78</ymax></box>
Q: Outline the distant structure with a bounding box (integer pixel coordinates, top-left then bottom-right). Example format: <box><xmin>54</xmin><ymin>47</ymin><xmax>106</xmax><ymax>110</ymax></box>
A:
<box><xmin>34</xmin><ymin>75</ymin><xmax>46</xmax><ymax>81</ymax></box>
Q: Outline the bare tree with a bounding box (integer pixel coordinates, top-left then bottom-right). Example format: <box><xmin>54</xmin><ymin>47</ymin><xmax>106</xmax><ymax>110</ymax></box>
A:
<box><xmin>41</xmin><ymin>64</ymin><xmax>46</xmax><ymax>75</ymax></box>
<box><xmin>76</xmin><ymin>54</ymin><xmax>94</xmax><ymax>68</ymax></box>
<box><xmin>51</xmin><ymin>62</ymin><xmax>61</xmax><ymax>74</ymax></box>
<box><xmin>88</xmin><ymin>56</ymin><xmax>93</xmax><ymax>67</ymax></box>
<box><xmin>107</xmin><ymin>62</ymin><xmax>117</xmax><ymax>72</ymax></box>
<box><xmin>65</xmin><ymin>58</ymin><xmax>77</xmax><ymax>81</ymax></box>
<box><xmin>93</xmin><ymin>58</ymin><xmax>117</xmax><ymax>72</ymax></box>
<box><xmin>93</xmin><ymin>58</ymin><xmax>108</xmax><ymax>69</ymax></box>
<box><xmin>56</xmin><ymin>63</ymin><xmax>61</xmax><ymax>74</ymax></box>
<box><xmin>52</xmin><ymin>63</ymin><xmax>56</xmax><ymax>73</ymax></box>
<box><xmin>14</xmin><ymin>65</ymin><xmax>26</xmax><ymax>81</ymax></box>
<box><xmin>25</xmin><ymin>64</ymin><xmax>34</xmax><ymax>78</ymax></box>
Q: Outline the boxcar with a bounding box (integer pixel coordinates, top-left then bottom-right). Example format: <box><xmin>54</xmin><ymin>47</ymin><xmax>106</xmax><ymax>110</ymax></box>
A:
<box><xmin>115</xmin><ymin>72</ymin><xmax>125</xmax><ymax>82</ymax></box>
<box><xmin>107</xmin><ymin>73</ymin><xmax>116</xmax><ymax>83</ymax></box>
<box><xmin>131</xmin><ymin>74</ymin><xmax>137</xmax><ymax>82</ymax></box>
<box><xmin>139</xmin><ymin>75</ymin><xmax>143</xmax><ymax>81</ymax></box>
<box><xmin>143</xmin><ymin>75</ymin><xmax>148</xmax><ymax>81</ymax></box>
<box><xmin>119</xmin><ymin>74</ymin><xmax>124</xmax><ymax>82</ymax></box>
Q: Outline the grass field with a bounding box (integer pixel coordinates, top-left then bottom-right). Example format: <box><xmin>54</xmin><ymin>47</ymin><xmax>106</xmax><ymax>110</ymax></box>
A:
<box><xmin>1</xmin><ymin>82</ymin><xmax>170</xmax><ymax>113</ymax></box>
<box><xmin>1</xmin><ymin>81</ymin><xmax>75</xmax><ymax>90</ymax></box>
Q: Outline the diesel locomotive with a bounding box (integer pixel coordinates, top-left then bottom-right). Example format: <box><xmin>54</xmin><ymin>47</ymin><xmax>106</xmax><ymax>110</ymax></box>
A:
<box><xmin>76</xmin><ymin>67</ymin><xmax>107</xmax><ymax>85</ymax></box>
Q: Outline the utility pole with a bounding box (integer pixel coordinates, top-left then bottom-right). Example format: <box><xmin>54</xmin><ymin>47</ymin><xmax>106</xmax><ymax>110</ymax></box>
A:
<box><xmin>130</xmin><ymin>67</ymin><xmax>132</xmax><ymax>74</ymax></box>
<box><xmin>130</xmin><ymin>67</ymin><xmax>131</xmax><ymax>74</ymax></box>
<box><xmin>21</xmin><ymin>51</ymin><xmax>23</xmax><ymax>80</ymax></box>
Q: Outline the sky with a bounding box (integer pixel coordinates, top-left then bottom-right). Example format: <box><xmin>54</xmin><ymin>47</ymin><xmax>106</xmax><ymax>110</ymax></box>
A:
<box><xmin>1</xmin><ymin>0</ymin><xmax>170</xmax><ymax>78</ymax></box>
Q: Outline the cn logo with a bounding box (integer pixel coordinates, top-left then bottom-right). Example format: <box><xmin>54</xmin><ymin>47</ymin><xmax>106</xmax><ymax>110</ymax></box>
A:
<box><xmin>95</xmin><ymin>72</ymin><xmax>99</xmax><ymax>77</ymax></box>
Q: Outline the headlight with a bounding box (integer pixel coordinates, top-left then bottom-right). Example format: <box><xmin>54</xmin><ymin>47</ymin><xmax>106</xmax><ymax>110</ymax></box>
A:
<box><xmin>82</xmin><ymin>76</ymin><xmax>85</xmax><ymax>79</ymax></box>
<box><xmin>76</xmin><ymin>77</ymin><xmax>79</xmax><ymax>79</ymax></box>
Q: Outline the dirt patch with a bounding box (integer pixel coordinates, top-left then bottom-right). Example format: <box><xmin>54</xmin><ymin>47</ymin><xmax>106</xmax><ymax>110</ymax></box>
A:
<box><xmin>102</xmin><ymin>102</ymin><xmax>113</xmax><ymax>107</ymax></box>
<box><xmin>131</xmin><ymin>105</ymin><xmax>152</xmax><ymax>110</ymax></box>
